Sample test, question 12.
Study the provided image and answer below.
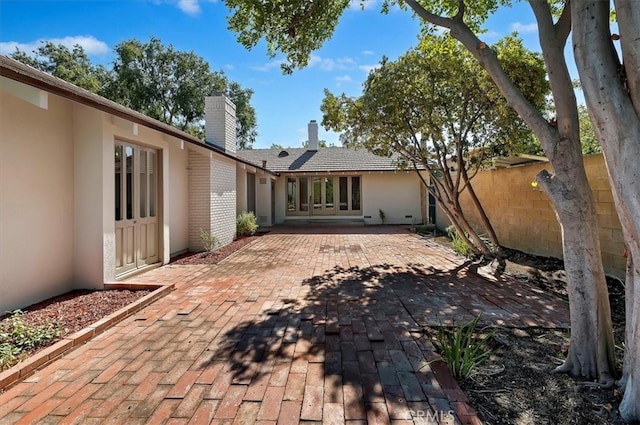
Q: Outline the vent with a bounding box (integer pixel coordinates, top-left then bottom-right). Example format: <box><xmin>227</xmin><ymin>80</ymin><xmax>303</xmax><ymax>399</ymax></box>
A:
<box><xmin>364</xmin><ymin>215</ymin><xmax>372</xmax><ymax>219</ymax></box>
<box><xmin>259</xmin><ymin>215</ymin><xmax>268</xmax><ymax>223</ymax></box>
<box><xmin>405</xmin><ymin>215</ymin><xmax>413</xmax><ymax>218</ymax></box>
<box><xmin>278</xmin><ymin>150</ymin><xmax>289</xmax><ymax>157</ymax></box>
<box><xmin>259</xmin><ymin>178</ymin><xmax>267</xmax><ymax>185</ymax></box>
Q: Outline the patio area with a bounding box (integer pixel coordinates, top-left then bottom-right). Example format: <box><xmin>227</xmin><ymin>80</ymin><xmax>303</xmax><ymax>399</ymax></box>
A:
<box><xmin>0</xmin><ymin>226</ymin><xmax>569</xmax><ymax>424</ymax></box>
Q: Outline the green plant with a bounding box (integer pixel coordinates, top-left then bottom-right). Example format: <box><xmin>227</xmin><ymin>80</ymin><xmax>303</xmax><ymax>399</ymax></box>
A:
<box><xmin>416</xmin><ymin>223</ymin><xmax>437</xmax><ymax>235</ymax></box>
<box><xmin>379</xmin><ymin>209</ymin><xmax>386</xmax><ymax>224</ymax></box>
<box><xmin>435</xmin><ymin>315</ymin><xmax>496</xmax><ymax>380</ymax></box>
<box><xmin>0</xmin><ymin>310</ymin><xmax>62</xmax><ymax>371</ymax></box>
<box><xmin>445</xmin><ymin>225</ymin><xmax>474</xmax><ymax>257</ymax></box>
<box><xmin>199</xmin><ymin>229</ymin><xmax>219</xmax><ymax>253</ymax></box>
<box><xmin>236</xmin><ymin>211</ymin><xmax>258</xmax><ymax>236</ymax></box>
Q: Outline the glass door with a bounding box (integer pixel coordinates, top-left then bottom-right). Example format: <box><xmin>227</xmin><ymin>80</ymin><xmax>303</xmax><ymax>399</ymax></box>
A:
<box><xmin>312</xmin><ymin>177</ymin><xmax>336</xmax><ymax>215</ymax></box>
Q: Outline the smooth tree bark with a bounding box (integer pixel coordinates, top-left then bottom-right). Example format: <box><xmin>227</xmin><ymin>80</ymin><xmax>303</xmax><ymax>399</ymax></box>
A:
<box><xmin>572</xmin><ymin>0</ymin><xmax>640</xmax><ymax>420</ymax></box>
<box><xmin>404</xmin><ymin>0</ymin><xmax>616</xmax><ymax>383</ymax></box>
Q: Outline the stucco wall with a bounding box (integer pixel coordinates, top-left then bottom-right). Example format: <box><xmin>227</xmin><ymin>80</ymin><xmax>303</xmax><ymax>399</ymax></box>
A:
<box><xmin>362</xmin><ymin>171</ymin><xmax>424</xmax><ymax>225</ymax></box>
<box><xmin>0</xmin><ymin>91</ymin><xmax>75</xmax><ymax>313</ymax></box>
<box><xmin>168</xmin><ymin>141</ymin><xmax>189</xmax><ymax>256</ymax></box>
<box><xmin>455</xmin><ymin>154</ymin><xmax>625</xmax><ymax>279</ymax></box>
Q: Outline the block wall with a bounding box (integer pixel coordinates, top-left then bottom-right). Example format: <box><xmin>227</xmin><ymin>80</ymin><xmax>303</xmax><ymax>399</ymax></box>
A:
<box><xmin>456</xmin><ymin>154</ymin><xmax>625</xmax><ymax>279</ymax></box>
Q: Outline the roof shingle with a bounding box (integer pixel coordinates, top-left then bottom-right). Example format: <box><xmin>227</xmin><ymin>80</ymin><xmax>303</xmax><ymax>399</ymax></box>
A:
<box><xmin>237</xmin><ymin>147</ymin><xmax>402</xmax><ymax>173</ymax></box>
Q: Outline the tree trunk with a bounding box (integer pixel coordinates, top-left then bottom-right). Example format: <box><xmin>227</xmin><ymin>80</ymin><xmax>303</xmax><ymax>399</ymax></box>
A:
<box><xmin>573</xmin><ymin>1</ymin><xmax>640</xmax><ymax>418</ymax></box>
<box><xmin>536</xmin><ymin>168</ymin><xmax>616</xmax><ymax>380</ymax></box>
<box><xmin>461</xmin><ymin>167</ymin><xmax>500</xmax><ymax>250</ymax></box>
<box><xmin>404</xmin><ymin>0</ymin><xmax>616</xmax><ymax>382</ymax></box>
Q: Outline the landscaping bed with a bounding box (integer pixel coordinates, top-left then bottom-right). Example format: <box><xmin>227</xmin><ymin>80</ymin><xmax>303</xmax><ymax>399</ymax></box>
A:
<box><xmin>1</xmin><ymin>289</ymin><xmax>150</xmax><ymax>371</ymax></box>
<box><xmin>433</xmin><ymin>244</ymin><xmax>627</xmax><ymax>424</ymax></box>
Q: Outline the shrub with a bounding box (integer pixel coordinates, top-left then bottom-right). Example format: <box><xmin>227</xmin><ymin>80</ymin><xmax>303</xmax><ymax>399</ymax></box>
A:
<box><xmin>435</xmin><ymin>315</ymin><xmax>496</xmax><ymax>380</ymax></box>
<box><xmin>0</xmin><ymin>310</ymin><xmax>61</xmax><ymax>371</ymax></box>
<box><xmin>416</xmin><ymin>223</ymin><xmax>437</xmax><ymax>235</ymax></box>
<box><xmin>200</xmin><ymin>229</ymin><xmax>219</xmax><ymax>253</ymax></box>
<box><xmin>237</xmin><ymin>211</ymin><xmax>258</xmax><ymax>236</ymax></box>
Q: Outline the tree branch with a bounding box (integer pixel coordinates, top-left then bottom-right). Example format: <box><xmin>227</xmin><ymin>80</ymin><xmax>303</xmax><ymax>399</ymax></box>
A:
<box><xmin>555</xmin><ymin>0</ymin><xmax>572</xmax><ymax>45</ymax></box>
<box><xmin>406</xmin><ymin>0</ymin><xmax>556</xmax><ymax>147</ymax></box>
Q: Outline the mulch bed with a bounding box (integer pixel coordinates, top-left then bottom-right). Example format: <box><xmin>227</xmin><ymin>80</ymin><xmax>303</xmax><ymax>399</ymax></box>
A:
<box><xmin>450</xmin><ymin>247</ymin><xmax>627</xmax><ymax>425</ymax></box>
<box><xmin>0</xmin><ymin>289</ymin><xmax>151</xmax><ymax>336</ymax></box>
<box><xmin>169</xmin><ymin>235</ymin><xmax>260</xmax><ymax>265</ymax></box>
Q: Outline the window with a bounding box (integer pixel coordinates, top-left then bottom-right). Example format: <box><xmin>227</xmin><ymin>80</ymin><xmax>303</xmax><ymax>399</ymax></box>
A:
<box><xmin>299</xmin><ymin>177</ymin><xmax>309</xmax><ymax>211</ymax></box>
<box><xmin>125</xmin><ymin>146</ymin><xmax>134</xmax><ymax>220</ymax></box>
<box><xmin>286</xmin><ymin>175</ymin><xmax>361</xmax><ymax>215</ymax></box>
<box><xmin>339</xmin><ymin>177</ymin><xmax>348</xmax><ymax>211</ymax></box>
<box><xmin>352</xmin><ymin>176</ymin><xmax>361</xmax><ymax>210</ymax></box>
<box><xmin>325</xmin><ymin>178</ymin><xmax>334</xmax><ymax>208</ymax></box>
<box><xmin>115</xmin><ymin>146</ymin><xmax>122</xmax><ymax>221</ymax></box>
<box><xmin>287</xmin><ymin>178</ymin><xmax>297</xmax><ymax>211</ymax></box>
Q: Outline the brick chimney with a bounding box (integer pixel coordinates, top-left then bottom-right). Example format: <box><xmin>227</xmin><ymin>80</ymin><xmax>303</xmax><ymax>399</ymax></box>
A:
<box><xmin>307</xmin><ymin>120</ymin><xmax>319</xmax><ymax>151</ymax></box>
<box><xmin>205</xmin><ymin>93</ymin><xmax>236</xmax><ymax>154</ymax></box>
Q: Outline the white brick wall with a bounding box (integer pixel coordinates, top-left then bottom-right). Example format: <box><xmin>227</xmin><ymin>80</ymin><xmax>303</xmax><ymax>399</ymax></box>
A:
<box><xmin>188</xmin><ymin>149</ymin><xmax>237</xmax><ymax>251</ymax></box>
<box><xmin>188</xmin><ymin>150</ymin><xmax>212</xmax><ymax>251</ymax></box>
<box><xmin>210</xmin><ymin>156</ymin><xmax>236</xmax><ymax>246</ymax></box>
<box><xmin>205</xmin><ymin>95</ymin><xmax>236</xmax><ymax>154</ymax></box>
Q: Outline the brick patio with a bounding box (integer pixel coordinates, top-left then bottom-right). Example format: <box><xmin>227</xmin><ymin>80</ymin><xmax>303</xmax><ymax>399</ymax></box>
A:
<box><xmin>0</xmin><ymin>226</ymin><xmax>569</xmax><ymax>424</ymax></box>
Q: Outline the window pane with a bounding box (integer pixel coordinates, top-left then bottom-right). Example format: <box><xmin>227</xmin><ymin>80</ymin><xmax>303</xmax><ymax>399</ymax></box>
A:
<box><xmin>287</xmin><ymin>178</ymin><xmax>297</xmax><ymax>211</ymax></box>
<box><xmin>115</xmin><ymin>146</ymin><xmax>122</xmax><ymax>221</ymax></box>
<box><xmin>149</xmin><ymin>152</ymin><xmax>157</xmax><ymax>217</ymax></box>
<box><xmin>125</xmin><ymin>146</ymin><xmax>133</xmax><ymax>220</ymax></box>
<box><xmin>325</xmin><ymin>177</ymin><xmax>333</xmax><ymax>208</ymax></box>
<box><xmin>351</xmin><ymin>176</ymin><xmax>361</xmax><ymax>210</ymax></box>
<box><xmin>139</xmin><ymin>151</ymin><xmax>147</xmax><ymax>218</ymax></box>
<box><xmin>339</xmin><ymin>177</ymin><xmax>348</xmax><ymax>210</ymax></box>
<box><xmin>299</xmin><ymin>178</ymin><xmax>308</xmax><ymax>211</ymax></box>
<box><xmin>313</xmin><ymin>177</ymin><xmax>322</xmax><ymax>210</ymax></box>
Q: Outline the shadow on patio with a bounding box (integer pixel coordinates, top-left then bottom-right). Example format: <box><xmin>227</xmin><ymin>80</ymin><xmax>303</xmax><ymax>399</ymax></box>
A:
<box><xmin>199</xmin><ymin>262</ymin><xmax>512</xmax><ymax>423</ymax></box>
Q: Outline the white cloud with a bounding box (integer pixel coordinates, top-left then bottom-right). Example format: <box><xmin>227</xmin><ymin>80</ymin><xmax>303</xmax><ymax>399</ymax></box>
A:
<box><xmin>359</xmin><ymin>64</ymin><xmax>380</xmax><ymax>74</ymax></box>
<box><xmin>177</xmin><ymin>0</ymin><xmax>201</xmax><ymax>15</ymax></box>
<box><xmin>0</xmin><ymin>35</ymin><xmax>109</xmax><ymax>56</ymax></box>
<box><xmin>250</xmin><ymin>59</ymin><xmax>285</xmax><ymax>72</ymax></box>
<box><xmin>309</xmin><ymin>54</ymin><xmax>356</xmax><ymax>71</ymax></box>
<box><xmin>335</xmin><ymin>74</ymin><xmax>352</xmax><ymax>86</ymax></box>
<box><xmin>362</xmin><ymin>50</ymin><xmax>375</xmax><ymax>56</ymax></box>
<box><xmin>510</xmin><ymin>22</ymin><xmax>538</xmax><ymax>34</ymax></box>
<box><xmin>349</xmin><ymin>0</ymin><xmax>378</xmax><ymax>11</ymax></box>
<box><xmin>225</xmin><ymin>64</ymin><xmax>235</xmax><ymax>70</ymax></box>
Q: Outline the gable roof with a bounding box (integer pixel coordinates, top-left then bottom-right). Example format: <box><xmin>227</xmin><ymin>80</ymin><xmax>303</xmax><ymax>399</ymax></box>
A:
<box><xmin>0</xmin><ymin>55</ymin><xmax>274</xmax><ymax>175</ymax></box>
<box><xmin>237</xmin><ymin>147</ymin><xmax>405</xmax><ymax>173</ymax></box>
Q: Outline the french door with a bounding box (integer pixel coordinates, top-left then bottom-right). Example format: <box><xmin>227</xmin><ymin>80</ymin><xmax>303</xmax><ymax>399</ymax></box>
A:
<box><xmin>312</xmin><ymin>177</ymin><xmax>335</xmax><ymax>215</ymax></box>
<box><xmin>114</xmin><ymin>143</ymin><xmax>159</xmax><ymax>275</ymax></box>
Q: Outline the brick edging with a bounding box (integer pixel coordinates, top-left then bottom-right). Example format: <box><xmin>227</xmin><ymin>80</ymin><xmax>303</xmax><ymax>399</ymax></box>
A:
<box><xmin>429</xmin><ymin>359</ymin><xmax>483</xmax><ymax>424</ymax></box>
<box><xmin>0</xmin><ymin>283</ymin><xmax>174</xmax><ymax>391</ymax></box>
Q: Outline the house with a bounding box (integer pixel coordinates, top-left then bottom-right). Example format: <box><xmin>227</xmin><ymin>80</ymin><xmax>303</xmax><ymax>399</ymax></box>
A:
<box><xmin>0</xmin><ymin>56</ymin><xmax>273</xmax><ymax>313</ymax></box>
<box><xmin>237</xmin><ymin>120</ymin><xmax>431</xmax><ymax>227</ymax></box>
<box><xmin>0</xmin><ymin>55</ymin><xmax>430</xmax><ymax>314</ymax></box>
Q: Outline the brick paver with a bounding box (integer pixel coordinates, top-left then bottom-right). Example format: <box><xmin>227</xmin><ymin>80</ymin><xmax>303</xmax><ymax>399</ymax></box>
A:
<box><xmin>0</xmin><ymin>226</ymin><xmax>569</xmax><ymax>424</ymax></box>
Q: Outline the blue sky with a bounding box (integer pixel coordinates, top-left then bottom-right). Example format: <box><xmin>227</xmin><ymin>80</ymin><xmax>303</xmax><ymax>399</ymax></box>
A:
<box><xmin>0</xmin><ymin>0</ymin><xmax>544</xmax><ymax>148</ymax></box>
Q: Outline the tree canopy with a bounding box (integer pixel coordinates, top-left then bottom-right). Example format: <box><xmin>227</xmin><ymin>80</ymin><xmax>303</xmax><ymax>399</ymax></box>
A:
<box><xmin>321</xmin><ymin>34</ymin><xmax>548</xmax><ymax>254</ymax></box>
<box><xmin>11</xmin><ymin>38</ymin><xmax>258</xmax><ymax>148</ymax></box>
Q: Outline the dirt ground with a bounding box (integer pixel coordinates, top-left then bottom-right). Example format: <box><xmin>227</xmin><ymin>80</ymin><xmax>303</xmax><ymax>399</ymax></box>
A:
<box><xmin>447</xmin><ymin>246</ymin><xmax>627</xmax><ymax>425</ymax></box>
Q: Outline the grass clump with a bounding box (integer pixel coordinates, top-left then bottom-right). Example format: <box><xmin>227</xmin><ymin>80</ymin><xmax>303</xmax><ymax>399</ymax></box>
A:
<box><xmin>435</xmin><ymin>315</ymin><xmax>496</xmax><ymax>379</ymax></box>
<box><xmin>0</xmin><ymin>310</ymin><xmax>62</xmax><ymax>371</ymax></box>
<box><xmin>445</xmin><ymin>225</ymin><xmax>475</xmax><ymax>257</ymax></box>
<box><xmin>237</xmin><ymin>211</ymin><xmax>258</xmax><ymax>236</ymax></box>
<box><xmin>200</xmin><ymin>229</ymin><xmax>219</xmax><ymax>253</ymax></box>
